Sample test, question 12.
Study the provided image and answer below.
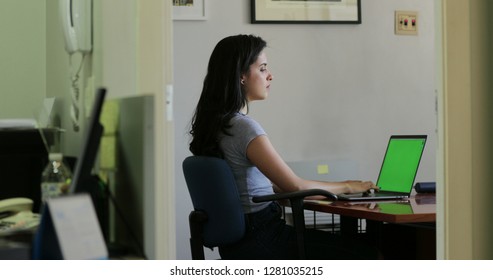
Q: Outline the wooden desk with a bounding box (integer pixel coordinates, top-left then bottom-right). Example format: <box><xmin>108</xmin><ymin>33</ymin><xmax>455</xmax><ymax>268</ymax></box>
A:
<box><xmin>303</xmin><ymin>193</ymin><xmax>436</xmax><ymax>259</ymax></box>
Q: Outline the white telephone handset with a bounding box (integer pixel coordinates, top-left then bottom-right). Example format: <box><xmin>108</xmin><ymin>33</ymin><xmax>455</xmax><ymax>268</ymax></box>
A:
<box><xmin>0</xmin><ymin>198</ymin><xmax>40</xmax><ymax>235</ymax></box>
<box><xmin>0</xmin><ymin>197</ymin><xmax>33</xmax><ymax>214</ymax></box>
<box><xmin>58</xmin><ymin>0</ymin><xmax>92</xmax><ymax>54</ymax></box>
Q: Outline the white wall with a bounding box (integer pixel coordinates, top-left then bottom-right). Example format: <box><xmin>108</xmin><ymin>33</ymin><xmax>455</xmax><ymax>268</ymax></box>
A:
<box><xmin>0</xmin><ymin>0</ymin><xmax>46</xmax><ymax>119</ymax></box>
<box><xmin>173</xmin><ymin>0</ymin><xmax>436</xmax><ymax>259</ymax></box>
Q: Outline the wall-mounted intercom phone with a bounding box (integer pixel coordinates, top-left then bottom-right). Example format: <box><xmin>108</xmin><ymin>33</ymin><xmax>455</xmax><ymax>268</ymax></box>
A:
<box><xmin>58</xmin><ymin>0</ymin><xmax>92</xmax><ymax>54</ymax></box>
<box><xmin>58</xmin><ymin>0</ymin><xmax>93</xmax><ymax>131</ymax></box>
<box><xmin>0</xmin><ymin>197</ymin><xmax>40</xmax><ymax>235</ymax></box>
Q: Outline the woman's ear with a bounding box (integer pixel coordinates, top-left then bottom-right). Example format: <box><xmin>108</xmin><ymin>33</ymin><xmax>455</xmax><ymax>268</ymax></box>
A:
<box><xmin>240</xmin><ymin>74</ymin><xmax>247</xmax><ymax>85</ymax></box>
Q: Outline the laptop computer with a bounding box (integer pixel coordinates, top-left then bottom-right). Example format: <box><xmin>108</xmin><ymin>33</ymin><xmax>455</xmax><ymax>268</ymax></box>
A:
<box><xmin>335</xmin><ymin>135</ymin><xmax>427</xmax><ymax>201</ymax></box>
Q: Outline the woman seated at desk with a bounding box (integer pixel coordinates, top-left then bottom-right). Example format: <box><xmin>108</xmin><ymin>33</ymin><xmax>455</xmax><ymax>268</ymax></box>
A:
<box><xmin>188</xmin><ymin>34</ymin><xmax>379</xmax><ymax>260</ymax></box>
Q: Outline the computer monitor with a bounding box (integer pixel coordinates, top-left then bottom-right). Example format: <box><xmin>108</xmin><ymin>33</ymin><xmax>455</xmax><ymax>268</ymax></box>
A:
<box><xmin>69</xmin><ymin>87</ymin><xmax>106</xmax><ymax>194</ymax></box>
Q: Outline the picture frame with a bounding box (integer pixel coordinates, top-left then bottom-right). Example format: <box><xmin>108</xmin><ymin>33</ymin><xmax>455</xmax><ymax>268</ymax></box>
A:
<box><xmin>251</xmin><ymin>0</ymin><xmax>361</xmax><ymax>24</ymax></box>
<box><xmin>172</xmin><ymin>0</ymin><xmax>207</xmax><ymax>21</ymax></box>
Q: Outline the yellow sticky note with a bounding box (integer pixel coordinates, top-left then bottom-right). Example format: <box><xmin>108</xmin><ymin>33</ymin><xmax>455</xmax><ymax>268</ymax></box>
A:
<box><xmin>317</xmin><ymin>164</ymin><xmax>329</xmax><ymax>175</ymax></box>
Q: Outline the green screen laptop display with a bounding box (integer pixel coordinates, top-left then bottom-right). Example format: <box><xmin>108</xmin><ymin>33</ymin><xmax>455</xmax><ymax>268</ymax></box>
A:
<box><xmin>376</xmin><ymin>137</ymin><xmax>427</xmax><ymax>193</ymax></box>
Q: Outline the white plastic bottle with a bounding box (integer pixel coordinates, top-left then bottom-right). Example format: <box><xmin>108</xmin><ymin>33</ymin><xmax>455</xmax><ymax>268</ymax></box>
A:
<box><xmin>40</xmin><ymin>153</ymin><xmax>73</xmax><ymax>208</ymax></box>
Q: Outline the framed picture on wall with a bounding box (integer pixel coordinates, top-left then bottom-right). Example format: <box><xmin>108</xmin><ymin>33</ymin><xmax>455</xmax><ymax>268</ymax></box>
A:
<box><xmin>172</xmin><ymin>0</ymin><xmax>207</xmax><ymax>21</ymax></box>
<box><xmin>251</xmin><ymin>0</ymin><xmax>361</xmax><ymax>24</ymax></box>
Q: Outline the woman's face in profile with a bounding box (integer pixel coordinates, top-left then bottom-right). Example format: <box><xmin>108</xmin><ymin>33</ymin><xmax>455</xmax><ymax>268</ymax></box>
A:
<box><xmin>242</xmin><ymin>51</ymin><xmax>273</xmax><ymax>102</ymax></box>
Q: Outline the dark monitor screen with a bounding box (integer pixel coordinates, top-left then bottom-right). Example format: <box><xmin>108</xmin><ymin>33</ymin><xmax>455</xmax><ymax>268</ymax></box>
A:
<box><xmin>69</xmin><ymin>87</ymin><xmax>106</xmax><ymax>194</ymax></box>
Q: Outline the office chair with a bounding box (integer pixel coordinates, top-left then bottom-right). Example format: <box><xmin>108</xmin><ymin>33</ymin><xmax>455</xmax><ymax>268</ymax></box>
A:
<box><xmin>182</xmin><ymin>155</ymin><xmax>337</xmax><ymax>260</ymax></box>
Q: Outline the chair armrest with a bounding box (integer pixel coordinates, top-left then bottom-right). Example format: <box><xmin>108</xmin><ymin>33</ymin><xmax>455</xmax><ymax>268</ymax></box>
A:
<box><xmin>252</xmin><ymin>189</ymin><xmax>337</xmax><ymax>203</ymax></box>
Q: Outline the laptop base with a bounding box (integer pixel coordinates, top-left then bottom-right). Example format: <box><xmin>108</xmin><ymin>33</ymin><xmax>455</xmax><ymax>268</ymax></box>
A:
<box><xmin>336</xmin><ymin>192</ymin><xmax>409</xmax><ymax>201</ymax></box>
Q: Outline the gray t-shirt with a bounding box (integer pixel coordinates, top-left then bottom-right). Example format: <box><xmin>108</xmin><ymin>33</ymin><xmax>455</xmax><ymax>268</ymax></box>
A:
<box><xmin>219</xmin><ymin>113</ymin><xmax>274</xmax><ymax>214</ymax></box>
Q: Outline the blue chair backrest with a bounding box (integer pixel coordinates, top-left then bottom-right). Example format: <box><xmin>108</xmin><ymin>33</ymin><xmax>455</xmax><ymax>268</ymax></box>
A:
<box><xmin>182</xmin><ymin>156</ymin><xmax>246</xmax><ymax>247</ymax></box>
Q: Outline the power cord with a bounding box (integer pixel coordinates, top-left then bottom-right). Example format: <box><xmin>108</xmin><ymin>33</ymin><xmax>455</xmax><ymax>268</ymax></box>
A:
<box><xmin>68</xmin><ymin>54</ymin><xmax>86</xmax><ymax>132</ymax></box>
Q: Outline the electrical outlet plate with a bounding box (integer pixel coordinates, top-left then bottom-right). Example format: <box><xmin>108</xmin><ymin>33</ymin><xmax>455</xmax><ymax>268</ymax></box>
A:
<box><xmin>395</xmin><ymin>11</ymin><xmax>418</xmax><ymax>35</ymax></box>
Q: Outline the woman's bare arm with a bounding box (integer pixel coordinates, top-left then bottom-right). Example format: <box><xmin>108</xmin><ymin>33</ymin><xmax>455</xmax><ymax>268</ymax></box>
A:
<box><xmin>246</xmin><ymin>135</ymin><xmax>377</xmax><ymax>196</ymax></box>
